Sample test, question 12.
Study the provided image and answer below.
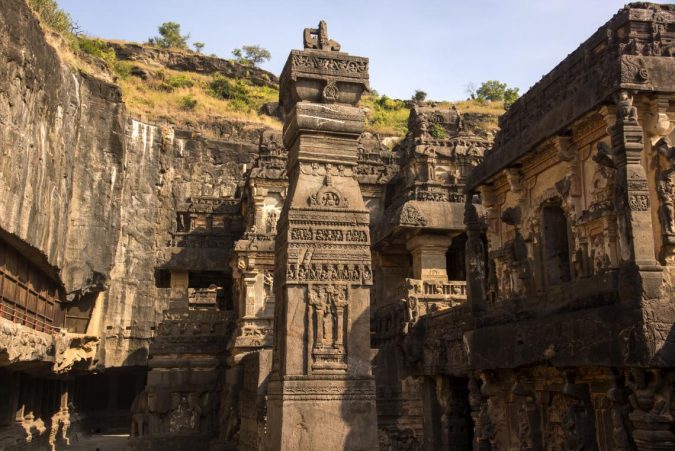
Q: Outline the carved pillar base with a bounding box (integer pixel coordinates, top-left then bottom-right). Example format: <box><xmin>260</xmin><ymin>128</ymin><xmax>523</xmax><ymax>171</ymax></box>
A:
<box><xmin>265</xmin><ymin>378</ymin><xmax>377</xmax><ymax>450</ymax></box>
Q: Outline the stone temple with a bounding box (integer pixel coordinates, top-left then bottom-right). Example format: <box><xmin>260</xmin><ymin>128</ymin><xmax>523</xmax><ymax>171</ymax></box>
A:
<box><xmin>0</xmin><ymin>2</ymin><xmax>674</xmax><ymax>450</ymax></box>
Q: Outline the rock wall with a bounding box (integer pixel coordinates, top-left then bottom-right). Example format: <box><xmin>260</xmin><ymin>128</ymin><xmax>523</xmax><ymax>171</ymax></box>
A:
<box><xmin>0</xmin><ymin>0</ymin><xmax>126</xmax><ymax>296</ymax></box>
<box><xmin>0</xmin><ymin>0</ymin><xmax>272</xmax><ymax>367</ymax></box>
<box><xmin>100</xmin><ymin>120</ymin><xmax>264</xmax><ymax>367</ymax></box>
<box><xmin>110</xmin><ymin>42</ymin><xmax>278</xmax><ymax>88</ymax></box>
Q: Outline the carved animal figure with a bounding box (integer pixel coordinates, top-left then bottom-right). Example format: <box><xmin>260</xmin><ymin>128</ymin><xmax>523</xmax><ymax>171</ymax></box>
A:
<box><xmin>303</xmin><ymin>20</ymin><xmax>341</xmax><ymax>51</ymax></box>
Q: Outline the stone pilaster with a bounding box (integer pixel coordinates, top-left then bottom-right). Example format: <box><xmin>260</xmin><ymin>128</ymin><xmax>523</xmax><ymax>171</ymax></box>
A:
<box><xmin>608</xmin><ymin>92</ymin><xmax>663</xmax><ymax>302</ymax></box>
<box><xmin>610</xmin><ymin>94</ymin><xmax>656</xmax><ymax>266</ymax></box>
<box><xmin>406</xmin><ymin>234</ymin><xmax>454</xmax><ymax>281</ymax></box>
<box><xmin>265</xmin><ymin>22</ymin><xmax>378</xmax><ymax>450</ymax></box>
<box><xmin>464</xmin><ymin>197</ymin><xmax>487</xmax><ymax>315</ymax></box>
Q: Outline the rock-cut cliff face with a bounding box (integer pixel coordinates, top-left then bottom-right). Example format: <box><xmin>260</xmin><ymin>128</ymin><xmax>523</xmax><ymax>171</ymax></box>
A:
<box><xmin>0</xmin><ymin>0</ymin><xmax>126</xmax><ymax>296</ymax></box>
<box><xmin>0</xmin><ymin>0</ymin><xmax>269</xmax><ymax>367</ymax></box>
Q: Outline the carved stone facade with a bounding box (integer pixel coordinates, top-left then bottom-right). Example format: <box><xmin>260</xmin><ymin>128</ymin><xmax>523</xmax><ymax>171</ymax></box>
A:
<box><xmin>1</xmin><ymin>2</ymin><xmax>674</xmax><ymax>451</ymax></box>
<box><xmin>370</xmin><ymin>100</ymin><xmax>489</xmax><ymax>447</ymax></box>
<box><xmin>450</xmin><ymin>3</ymin><xmax>675</xmax><ymax>450</ymax></box>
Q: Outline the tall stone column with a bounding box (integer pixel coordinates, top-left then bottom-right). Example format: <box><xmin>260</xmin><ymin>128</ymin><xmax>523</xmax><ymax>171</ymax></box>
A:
<box><xmin>265</xmin><ymin>21</ymin><xmax>378</xmax><ymax>450</ymax></box>
<box><xmin>609</xmin><ymin>93</ymin><xmax>662</xmax><ymax>283</ymax></box>
<box><xmin>610</xmin><ymin>91</ymin><xmax>662</xmax><ymax>310</ymax></box>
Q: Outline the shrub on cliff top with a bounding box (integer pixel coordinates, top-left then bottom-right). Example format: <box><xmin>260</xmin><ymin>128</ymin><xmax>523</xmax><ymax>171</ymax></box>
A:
<box><xmin>113</xmin><ymin>61</ymin><xmax>133</xmax><ymax>79</ymax></box>
<box><xmin>74</xmin><ymin>36</ymin><xmax>116</xmax><ymax>67</ymax></box>
<box><xmin>148</xmin><ymin>22</ymin><xmax>190</xmax><ymax>49</ymax></box>
<box><xmin>231</xmin><ymin>45</ymin><xmax>271</xmax><ymax>67</ymax></box>
<box><xmin>412</xmin><ymin>89</ymin><xmax>427</xmax><ymax>103</ymax></box>
<box><xmin>361</xmin><ymin>93</ymin><xmax>408</xmax><ymax>136</ymax></box>
<box><xmin>475</xmin><ymin>80</ymin><xmax>520</xmax><ymax>109</ymax></box>
<box><xmin>29</xmin><ymin>0</ymin><xmax>74</xmax><ymax>35</ymax></box>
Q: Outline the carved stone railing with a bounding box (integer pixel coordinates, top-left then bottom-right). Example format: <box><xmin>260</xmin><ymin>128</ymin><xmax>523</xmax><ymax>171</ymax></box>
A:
<box><xmin>373</xmin><ymin>279</ymin><xmax>467</xmax><ymax>346</ymax></box>
<box><xmin>188</xmin><ymin>286</ymin><xmax>223</xmax><ymax>310</ymax></box>
<box><xmin>396</xmin><ymin>278</ymin><xmax>467</xmax><ymax>304</ymax></box>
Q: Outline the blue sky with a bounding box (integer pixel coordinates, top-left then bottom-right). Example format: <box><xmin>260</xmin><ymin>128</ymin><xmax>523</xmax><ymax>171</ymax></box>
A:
<box><xmin>59</xmin><ymin>0</ymin><xmax>630</xmax><ymax>100</ymax></box>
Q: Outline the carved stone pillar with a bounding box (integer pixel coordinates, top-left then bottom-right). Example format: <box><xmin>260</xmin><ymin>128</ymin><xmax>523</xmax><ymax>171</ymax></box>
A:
<box><xmin>169</xmin><ymin>270</ymin><xmax>189</xmax><ymax>309</ymax></box>
<box><xmin>607</xmin><ymin>92</ymin><xmax>663</xmax><ymax>302</ymax></box>
<box><xmin>465</xmin><ymin>197</ymin><xmax>487</xmax><ymax>315</ymax></box>
<box><xmin>242</xmin><ymin>269</ymin><xmax>258</xmax><ymax>318</ymax></box>
<box><xmin>609</xmin><ymin>93</ymin><xmax>661</xmax><ymax>269</ymax></box>
<box><xmin>406</xmin><ymin>233</ymin><xmax>453</xmax><ymax>281</ymax></box>
<box><xmin>265</xmin><ymin>21</ymin><xmax>377</xmax><ymax>450</ymax></box>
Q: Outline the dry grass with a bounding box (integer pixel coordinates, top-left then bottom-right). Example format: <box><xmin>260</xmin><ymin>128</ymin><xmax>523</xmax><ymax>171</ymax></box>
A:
<box><xmin>453</xmin><ymin>99</ymin><xmax>506</xmax><ymax>116</ymax></box>
<box><xmin>115</xmin><ymin>63</ymin><xmax>282</xmax><ymax>129</ymax></box>
<box><xmin>38</xmin><ymin>29</ymin><xmax>115</xmax><ymax>82</ymax></box>
<box><xmin>360</xmin><ymin>94</ymin><xmax>409</xmax><ymax>136</ymax></box>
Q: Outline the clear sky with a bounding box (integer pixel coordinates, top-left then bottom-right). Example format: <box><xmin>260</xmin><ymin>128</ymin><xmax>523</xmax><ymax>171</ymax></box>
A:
<box><xmin>58</xmin><ymin>0</ymin><xmax>630</xmax><ymax>101</ymax></box>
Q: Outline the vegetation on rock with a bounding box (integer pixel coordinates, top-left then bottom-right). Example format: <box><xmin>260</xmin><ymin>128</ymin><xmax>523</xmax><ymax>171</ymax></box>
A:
<box><xmin>74</xmin><ymin>36</ymin><xmax>116</xmax><ymax>67</ymax></box>
<box><xmin>27</xmin><ymin>0</ymin><xmax>504</xmax><ymax>138</ymax></box>
<box><xmin>361</xmin><ymin>94</ymin><xmax>410</xmax><ymax>135</ymax></box>
<box><xmin>28</xmin><ymin>0</ymin><xmax>74</xmax><ymax>35</ymax></box>
<box><xmin>470</xmin><ymin>80</ymin><xmax>520</xmax><ymax>108</ymax></box>
<box><xmin>179</xmin><ymin>95</ymin><xmax>198</xmax><ymax>111</ymax></box>
<box><xmin>193</xmin><ymin>42</ymin><xmax>205</xmax><ymax>54</ymax></box>
<box><xmin>412</xmin><ymin>90</ymin><xmax>428</xmax><ymax>103</ymax></box>
<box><xmin>429</xmin><ymin>123</ymin><xmax>449</xmax><ymax>139</ymax></box>
<box><xmin>232</xmin><ymin>45</ymin><xmax>272</xmax><ymax>67</ymax></box>
<box><xmin>115</xmin><ymin>62</ymin><xmax>280</xmax><ymax>128</ymax></box>
<box><xmin>148</xmin><ymin>22</ymin><xmax>190</xmax><ymax>49</ymax></box>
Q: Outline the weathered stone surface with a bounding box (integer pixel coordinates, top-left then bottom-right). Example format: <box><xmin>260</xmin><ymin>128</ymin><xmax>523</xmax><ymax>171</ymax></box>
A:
<box><xmin>265</xmin><ymin>22</ymin><xmax>378</xmax><ymax>450</ymax></box>
<box><xmin>445</xmin><ymin>3</ymin><xmax>675</xmax><ymax>449</ymax></box>
<box><xmin>0</xmin><ymin>318</ymin><xmax>52</xmax><ymax>366</ymax></box>
<box><xmin>0</xmin><ymin>0</ymin><xmax>125</xmax><ymax>298</ymax></box>
<box><xmin>3</xmin><ymin>1</ymin><xmax>673</xmax><ymax>450</ymax></box>
<box><xmin>110</xmin><ymin>41</ymin><xmax>278</xmax><ymax>88</ymax></box>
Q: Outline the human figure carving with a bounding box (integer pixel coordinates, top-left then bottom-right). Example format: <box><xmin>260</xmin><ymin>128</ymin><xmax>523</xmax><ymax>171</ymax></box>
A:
<box><xmin>658</xmin><ymin>172</ymin><xmax>675</xmax><ymax>234</ymax></box>
<box><xmin>303</xmin><ymin>20</ymin><xmax>341</xmax><ymax>51</ymax></box>
<box><xmin>625</xmin><ymin>368</ymin><xmax>672</xmax><ymax>418</ymax></box>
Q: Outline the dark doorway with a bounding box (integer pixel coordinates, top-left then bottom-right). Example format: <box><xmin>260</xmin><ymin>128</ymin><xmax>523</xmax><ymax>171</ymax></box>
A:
<box><xmin>542</xmin><ymin>202</ymin><xmax>571</xmax><ymax>285</ymax></box>
<box><xmin>446</xmin><ymin>233</ymin><xmax>467</xmax><ymax>281</ymax></box>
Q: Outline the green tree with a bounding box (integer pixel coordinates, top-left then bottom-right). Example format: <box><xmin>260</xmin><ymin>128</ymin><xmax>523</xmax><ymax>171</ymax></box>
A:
<box><xmin>232</xmin><ymin>45</ymin><xmax>271</xmax><ymax>66</ymax></box>
<box><xmin>475</xmin><ymin>80</ymin><xmax>520</xmax><ymax>108</ymax></box>
<box><xmin>148</xmin><ymin>22</ymin><xmax>190</xmax><ymax>49</ymax></box>
<box><xmin>193</xmin><ymin>42</ymin><xmax>205</xmax><ymax>53</ymax></box>
<box><xmin>412</xmin><ymin>89</ymin><xmax>427</xmax><ymax>103</ymax></box>
<box><xmin>503</xmin><ymin>87</ymin><xmax>520</xmax><ymax>108</ymax></box>
<box><xmin>476</xmin><ymin>80</ymin><xmax>507</xmax><ymax>102</ymax></box>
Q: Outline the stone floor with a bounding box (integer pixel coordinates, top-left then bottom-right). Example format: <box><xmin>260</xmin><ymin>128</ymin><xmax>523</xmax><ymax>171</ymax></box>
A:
<box><xmin>64</xmin><ymin>434</ymin><xmax>129</xmax><ymax>451</ymax></box>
